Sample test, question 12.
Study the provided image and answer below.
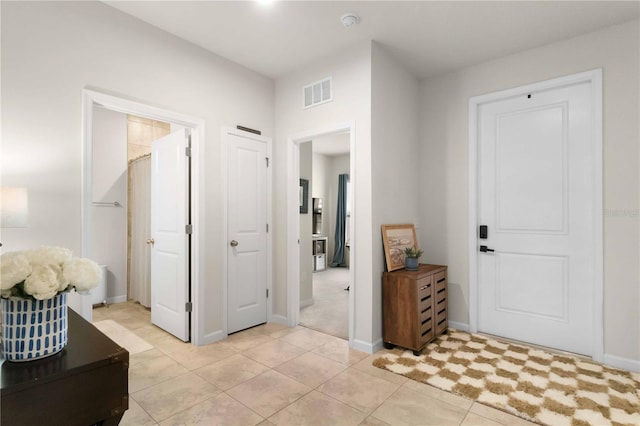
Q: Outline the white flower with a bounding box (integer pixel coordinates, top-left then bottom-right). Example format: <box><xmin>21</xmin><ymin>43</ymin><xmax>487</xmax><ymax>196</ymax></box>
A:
<box><xmin>63</xmin><ymin>258</ymin><xmax>101</xmax><ymax>293</ymax></box>
<box><xmin>1</xmin><ymin>252</ymin><xmax>32</xmax><ymax>290</ymax></box>
<box><xmin>51</xmin><ymin>263</ymin><xmax>70</xmax><ymax>292</ymax></box>
<box><xmin>24</xmin><ymin>264</ymin><xmax>60</xmax><ymax>300</ymax></box>
<box><xmin>26</xmin><ymin>246</ymin><xmax>72</xmax><ymax>266</ymax></box>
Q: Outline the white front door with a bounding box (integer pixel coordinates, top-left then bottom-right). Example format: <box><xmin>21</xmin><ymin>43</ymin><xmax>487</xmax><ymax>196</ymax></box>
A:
<box><xmin>477</xmin><ymin>80</ymin><xmax>595</xmax><ymax>355</ymax></box>
<box><xmin>226</xmin><ymin>130</ymin><xmax>269</xmax><ymax>334</ymax></box>
<box><xmin>150</xmin><ymin>129</ymin><xmax>190</xmax><ymax>341</ymax></box>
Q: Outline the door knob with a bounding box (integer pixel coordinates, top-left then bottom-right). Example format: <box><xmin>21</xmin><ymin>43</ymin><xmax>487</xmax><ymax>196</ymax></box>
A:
<box><xmin>230</xmin><ymin>240</ymin><xmax>239</xmax><ymax>247</ymax></box>
<box><xmin>146</xmin><ymin>238</ymin><xmax>155</xmax><ymax>246</ymax></box>
<box><xmin>479</xmin><ymin>245</ymin><xmax>494</xmax><ymax>253</ymax></box>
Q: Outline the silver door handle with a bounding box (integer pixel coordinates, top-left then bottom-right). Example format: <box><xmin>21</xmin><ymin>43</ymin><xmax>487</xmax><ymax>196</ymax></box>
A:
<box><xmin>230</xmin><ymin>240</ymin><xmax>239</xmax><ymax>247</ymax></box>
<box><xmin>146</xmin><ymin>238</ymin><xmax>155</xmax><ymax>246</ymax></box>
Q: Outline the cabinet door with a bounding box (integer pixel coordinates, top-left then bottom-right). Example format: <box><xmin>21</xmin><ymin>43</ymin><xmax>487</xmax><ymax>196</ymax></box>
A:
<box><xmin>417</xmin><ymin>276</ymin><xmax>434</xmax><ymax>345</ymax></box>
<box><xmin>434</xmin><ymin>271</ymin><xmax>448</xmax><ymax>334</ymax></box>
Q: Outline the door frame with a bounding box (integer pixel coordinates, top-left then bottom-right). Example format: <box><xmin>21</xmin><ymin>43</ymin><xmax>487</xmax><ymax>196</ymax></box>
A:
<box><xmin>81</xmin><ymin>89</ymin><xmax>206</xmax><ymax>345</ymax></box>
<box><xmin>467</xmin><ymin>69</ymin><xmax>603</xmax><ymax>361</ymax></box>
<box><xmin>221</xmin><ymin>127</ymin><xmax>273</xmax><ymax>335</ymax></box>
<box><xmin>286</xmin><ymin>122</ymin><xmax>356</xmax><ymax>346</ymax></box>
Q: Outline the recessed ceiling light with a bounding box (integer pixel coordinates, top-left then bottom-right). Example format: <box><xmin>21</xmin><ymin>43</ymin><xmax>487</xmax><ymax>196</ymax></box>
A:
<box><xmin>340</xmin><ymin>13</ymin><xmax>360</xmax><ymax>28</ymax></box>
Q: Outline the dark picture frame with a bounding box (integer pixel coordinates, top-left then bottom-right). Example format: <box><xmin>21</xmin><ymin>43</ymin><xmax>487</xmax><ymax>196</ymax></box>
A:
<box><xmin>299</xmin><ymin>179</ymin><xmax>309</xmax><ymax>214</ymax></box>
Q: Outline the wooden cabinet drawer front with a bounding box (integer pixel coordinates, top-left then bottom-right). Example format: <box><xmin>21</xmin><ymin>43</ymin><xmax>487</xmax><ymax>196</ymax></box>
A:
<box><xmin>435</xmin><ymin>288</ymin><xmax>446</xmax><ymax>307</ymax></box>
<box><xmin>435</xmin><ymin>290</ymin><xmax>447</xmax><ymax>309</ymax></box>
<box><xmin>435</xmin><ymin>272</ymin><xmax>446</xmax><ymax>292</ymax></box>
<box><xmin>419</xmin><ymin>292</ymin><xmax>431</xmax><ymax>313</ymax></box>
<box><xmin>435</xmin><ymin>304</ymin><xmax>447</xmax><ymax>333</ymax></box>
<box><xmin>418</xmin><ymin>285</ymin><xmax>431</xmax><ymax>315</ymax></box>
<box><xmin>419</xmin><ymin>318</ymin><xmax>434</xmax><ymax>344</ymax></box>
<box><xmin>419</xmin><ymin>303</ymin><xmax>432</xmax><ymax>323</ymax></box>
<box><xmin>436</xmin><ymin>315</ymin><xmax>448</xmax><ymax>334</ymax></box>
<box><xmin>417</xmin><ymin>278</ymin><xmax>431</xmax><ymax>297</ymax></box>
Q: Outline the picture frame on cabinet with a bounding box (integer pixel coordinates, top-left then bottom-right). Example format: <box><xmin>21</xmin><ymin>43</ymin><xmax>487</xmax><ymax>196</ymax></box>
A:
<box><xmin>381</xmin><ymin>224</ymin><xmax>418</xmax><ymax>272</ymax></box>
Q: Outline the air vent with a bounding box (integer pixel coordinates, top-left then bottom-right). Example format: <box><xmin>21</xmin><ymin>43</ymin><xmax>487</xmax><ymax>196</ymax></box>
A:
<box><xmin>303</xmin><ymin>77</ymin><xmax>332</xmax><ymax>109</ymax></box>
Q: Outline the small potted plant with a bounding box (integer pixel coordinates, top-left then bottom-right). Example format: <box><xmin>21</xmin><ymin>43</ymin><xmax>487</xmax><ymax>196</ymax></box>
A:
<box><xmin>404</xmin><ymin>246</ymin><xmax>423</xmax><ymax>271</ymax></box>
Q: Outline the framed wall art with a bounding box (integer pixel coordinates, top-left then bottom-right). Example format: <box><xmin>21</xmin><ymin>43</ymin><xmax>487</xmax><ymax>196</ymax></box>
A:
<box><xmin>381</xmin><ymin>224</ymin><xmax>418</xmax><ymax>272</ymax></box>
<box><xmin>299</xmin><ymin>179</ymin><xmax>309</xmax><ymax>214</ymax></box>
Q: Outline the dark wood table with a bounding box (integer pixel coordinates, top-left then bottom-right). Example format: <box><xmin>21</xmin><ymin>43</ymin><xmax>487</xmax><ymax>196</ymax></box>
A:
<box><xmin>1</xmin><ymin>308</ymin><xmax>129</xmax><ymax>425</ymax></box>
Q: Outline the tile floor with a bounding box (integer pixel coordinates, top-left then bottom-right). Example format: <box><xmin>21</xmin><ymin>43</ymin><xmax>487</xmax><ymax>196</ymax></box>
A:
<box><xmin>93</xmin><ymin>302</ymin><xmax>535</xmax><ymax>426</ymax></box>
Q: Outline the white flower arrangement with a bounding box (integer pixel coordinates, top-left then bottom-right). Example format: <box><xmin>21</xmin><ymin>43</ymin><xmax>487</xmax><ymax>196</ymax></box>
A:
<box><xmin>0</xmin><ymin>247</ymin><xmax>101</xmax><ymax>300</ymax></box>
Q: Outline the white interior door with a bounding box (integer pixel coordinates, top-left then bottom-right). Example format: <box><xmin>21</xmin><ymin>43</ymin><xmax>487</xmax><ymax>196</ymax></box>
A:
<box><xmin>227</xmin><ymin>130</ymin><xmax>269</xmax><ymax>334</ymax></box>
<box><xmin>150</xmin><ymin>129</ymin><xmax>190</xmax><ymax>341</ymax></box>
<box><xmin>477</xmin><ymin>81</ymin><xmax>595</xmax><ymax>355</ymax></box>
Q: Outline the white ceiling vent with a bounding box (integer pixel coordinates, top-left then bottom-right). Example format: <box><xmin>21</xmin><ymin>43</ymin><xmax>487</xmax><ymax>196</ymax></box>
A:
<box><xmin>303</xmin><ymin>77</ymin><xmax>332</xmax><ymax>109</ymax></box>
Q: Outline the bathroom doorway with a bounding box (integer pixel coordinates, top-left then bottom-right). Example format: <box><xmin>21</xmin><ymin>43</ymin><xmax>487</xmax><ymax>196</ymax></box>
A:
<box><xmin>81</xmin><ymin>89</ymin><xmax>206</xmax><ymax>345</ymax></box>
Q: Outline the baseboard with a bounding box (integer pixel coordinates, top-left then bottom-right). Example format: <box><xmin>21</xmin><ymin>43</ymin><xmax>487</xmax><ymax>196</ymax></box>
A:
<box><xmin>107</xmin><ymin>295</ymin><xmax>127</xmax><ymax>304</ymax></box>
<box><xmin>604</xmin><ymin>353</ymin><xmax>640</xmax><ymax>373</ymax></box>
<box><xmin>269</xmin><ymin>314</ymin><xmax>288</xmax><ymax>326</ymax></box>
<box><xmin>300</xmin><ymin>298</ymin><xmax>314</xmax><ymax>308</ymax></box>
<box><xmin>200</xmin><ymin>329</ymin><xmax>226</xmax><ymax>346</ymax></box>
<box><xmin>448</xmin><ymin>321</ymin><xmax>470</xmax><ymax>332</ymax></box>
<box><xmin>352</xmin><ymin>337</ymin><xmax>383</xmax><ymax>355</ymax></box>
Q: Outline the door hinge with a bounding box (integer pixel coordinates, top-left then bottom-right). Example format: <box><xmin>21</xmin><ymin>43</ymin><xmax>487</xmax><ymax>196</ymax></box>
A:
<box><xmin>266</xmin><ymin>223</ymin><xmax>269</xmax><ymax>233</ymax></box>
<box><xmin>266</xmin><ymin>289</ymin><xmax>269</xmax><ymax>298</ymax></box>
<box><xmin>265</xmin><ymin>157</ymin><xmax>270</xmax><ymax>168</ymax></box>
<box><xmin>185</xmin><ymin>146</ymin><xmax>192</xmax><ymax>157</ymax></box>
<box><xmin>185</xmin><ymin>224</ymin><xmax>193</xmax><ymax>234</ymax></box>
<box><xmin>185</xmin><ymin>302</ymin><xmax>193</xmax><ymax>312</ymax></box>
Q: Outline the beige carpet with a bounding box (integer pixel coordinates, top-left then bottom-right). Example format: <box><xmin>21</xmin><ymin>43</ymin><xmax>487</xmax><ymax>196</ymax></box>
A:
<box><xmin>299</xmin><ymin>267</ymin><xmax>349</xmax><ymax>339</ymax></box>
<box><xmin>93</xmin><ymin>320</ymin><xmax>153</xmax><ymax>354</ymax></box>
<box><xmin>374</xmin><ymin>330</ymin><xmax>640</xmax><ymax>426</ymax></box>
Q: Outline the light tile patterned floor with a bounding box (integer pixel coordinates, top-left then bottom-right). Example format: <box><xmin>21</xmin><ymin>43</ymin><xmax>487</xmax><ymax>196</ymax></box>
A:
<box><xmin>93</xmin><ymin>302</ymin><xmax>535</xmax><ymax>426</ymax></box>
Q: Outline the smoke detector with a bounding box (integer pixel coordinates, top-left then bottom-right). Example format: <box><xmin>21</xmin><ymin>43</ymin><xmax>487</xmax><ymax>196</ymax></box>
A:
<box><xmin>340</xmin><ymin>13</ymin><xmax>360</xmax><ymax>28</ymax></box>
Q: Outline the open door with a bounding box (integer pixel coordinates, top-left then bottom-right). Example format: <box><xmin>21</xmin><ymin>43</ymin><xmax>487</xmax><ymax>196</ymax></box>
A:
<box><xmin>150</xmin><ymin>129</ymin><xmax>190</xmax><ymax>341</ymax></box>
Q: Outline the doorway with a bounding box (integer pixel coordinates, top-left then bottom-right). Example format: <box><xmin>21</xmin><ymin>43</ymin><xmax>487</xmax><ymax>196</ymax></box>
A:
<box><xmin>468</xmin><ymin>70</ymin><xmax>603</xmax><ymax>360</ymax></box>
<box><xmin>298</xmin><ymin>132</ymin><xmax>351</xmax><ymax>339</ymax></box>
<box><xmin>286</xmin><ymin>122</ymin><xmax>356</xmax><ymax>345</ymax></box>
<box><xmin>81</xmin><ymin>89</ymin><xmax>206</xmax><ymax>345</ymax></box>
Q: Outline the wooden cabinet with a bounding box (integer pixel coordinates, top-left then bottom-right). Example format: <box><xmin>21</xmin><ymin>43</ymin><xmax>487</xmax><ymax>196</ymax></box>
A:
<box><xmin>1</xmin><ymin>310</ymin><xmax>129</xmax><ymax>425</ymax></box>
<box><xmin>382</xmin><ymin>264</ymin><xmax>448</xmax><ymax>355</ymax></box>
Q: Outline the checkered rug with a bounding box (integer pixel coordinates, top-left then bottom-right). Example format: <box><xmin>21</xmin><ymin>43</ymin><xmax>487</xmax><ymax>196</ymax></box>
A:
<box><xmin>373</xmin><ymin>330</ymin><xmax>640</xmax><ymax>426</ymax></box>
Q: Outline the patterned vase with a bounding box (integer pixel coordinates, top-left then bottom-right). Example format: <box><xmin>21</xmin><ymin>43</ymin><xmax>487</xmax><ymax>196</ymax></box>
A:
<box><xmin>1</xmin><ymin>293</ymin><xmax>68</xmax><ymax>362</ymax></box>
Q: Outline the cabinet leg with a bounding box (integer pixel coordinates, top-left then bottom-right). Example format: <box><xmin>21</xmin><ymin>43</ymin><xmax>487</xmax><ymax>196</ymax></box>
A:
<box><xmin>412</xmin><ymin>350</ymin><xmax>422</xmax><ymax>356</ymax></box>
<box><xmin>383</xmin><ymin>341</ymin><xmax>394</xmax><ymax>350</ymax></box>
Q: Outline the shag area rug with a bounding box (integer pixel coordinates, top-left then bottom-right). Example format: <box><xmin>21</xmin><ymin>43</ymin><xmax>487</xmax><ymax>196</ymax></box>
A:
<box><xmin>373</xmin><ymin>330</ymin><xmax>640</xmax><ymax>426</ymax></box>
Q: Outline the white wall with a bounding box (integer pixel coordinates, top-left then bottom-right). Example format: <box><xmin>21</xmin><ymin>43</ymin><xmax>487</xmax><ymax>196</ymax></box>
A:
<box><xmin>274</xmin><ymin>42</ymin><xmax>373</xmax><ymax>349</ymax></box>
<box><xmin>419</xmin><ymin>20</ymin><xmax>639</xmax><ymax>367</ymax></box>
<box><xmin>370</xmin><ymin>43</ymin><xmax>422</xmax><ymax>346</ymax></box>
<box><xmin>299</xmin><ymin>142</ymin><xmax>313</xmax><ymax>306</ymax></box>
<box><xmin>0</xmin><ymin>1</ymin><xmax>274</xmax><ymax>339</ymax></box>
<box><xmin>91</xmin><ymin>107</ymin><xmax>128</xmax><ymax>303</ymax></box>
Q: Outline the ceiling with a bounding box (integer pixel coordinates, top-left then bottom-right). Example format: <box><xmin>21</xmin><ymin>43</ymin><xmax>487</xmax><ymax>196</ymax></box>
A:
<box><xmin>104</xmin><ymin>1</ymin><xmax>638</xmax><ymax>80</ymax></box>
